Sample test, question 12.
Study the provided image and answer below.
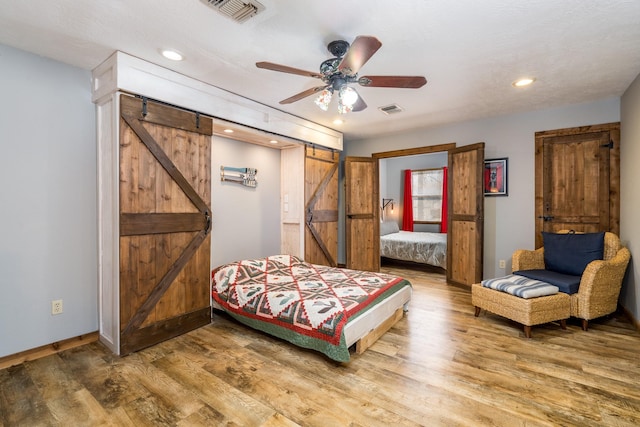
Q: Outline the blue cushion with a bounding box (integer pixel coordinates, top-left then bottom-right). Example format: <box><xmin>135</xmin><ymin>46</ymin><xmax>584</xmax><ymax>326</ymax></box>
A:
<box><xmin>481</xmin><ymin>274</ymin><xmax>559</xmax><ymax>298</ymax></box>
<box><xmin>542</xmin><ymin>231</ymin><xmax>604</xmax><ymax>276</ymax></box>
<box><xmin>514</xmin><ymin>269</ymin><xmax>581</xmax><ymax>294</ymax></box>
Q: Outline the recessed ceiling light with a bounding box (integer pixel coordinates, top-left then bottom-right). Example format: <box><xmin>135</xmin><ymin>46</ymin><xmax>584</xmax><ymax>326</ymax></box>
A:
<box><xmin>513</xmin><ymin>77</ymin><xmax>536</xmax><ymax>87</ymax></box>
<box><xmin>161</xmin><ymin>49</ymin><xmax>184</xmax><ymax>61</ymax></box>
<box><xmin>223</xmin><ymin>129</ymin><xmax>234</xmax><ymax>134</ymax></box>
<box><xmin>269</xmin><ymin>140</ymin><xmax>278</xmax><ymax>144</ymax></box>
<box><xmin>333</xmin><ymin>119</ymin><xmax>344</xmax><ymax>125</ymax></box>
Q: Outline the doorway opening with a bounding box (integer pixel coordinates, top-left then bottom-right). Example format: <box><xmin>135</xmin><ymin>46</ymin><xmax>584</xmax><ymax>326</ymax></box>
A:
<box><xmin>373</xmin><ymin>144</ymin><xmax>455</xmax><ymax>276</ymax></box>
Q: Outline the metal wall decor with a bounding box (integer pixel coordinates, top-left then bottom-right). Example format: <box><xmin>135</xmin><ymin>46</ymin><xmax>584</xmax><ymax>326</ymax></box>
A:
<box><xmin>220</xmin><ymin>166</ymin><xmax>258</xmax><ymax>187</ymax></box>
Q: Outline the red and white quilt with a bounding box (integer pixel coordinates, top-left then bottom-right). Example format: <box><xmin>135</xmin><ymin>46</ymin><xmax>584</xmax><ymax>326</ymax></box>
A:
<box><xmin>211</xmin><ymin>255</ymin><xmax>410</xmax><ymax>361</ymax></box>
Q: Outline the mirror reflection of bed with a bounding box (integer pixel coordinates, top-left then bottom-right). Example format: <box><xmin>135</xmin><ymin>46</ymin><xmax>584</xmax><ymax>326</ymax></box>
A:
<box><xmin>379</xmin><ymin>151</ymin><xmax>448</xmax><ymax>277</ymax></box>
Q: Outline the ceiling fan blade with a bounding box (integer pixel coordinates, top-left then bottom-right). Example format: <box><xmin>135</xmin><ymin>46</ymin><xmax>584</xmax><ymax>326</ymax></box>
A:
<box><xmin>279</xmin><ymin>86</ymin><xmax>327</xmax><ymax>104</ymax></box>
<box><xmin>358</xmin><ymin>75</ymin><xmax>427</xmax><ymax>88</ymax></box>
<box><xmin>337</xmin><ymin>36</ymin><xmax>382</xmax><ymax>75</ymax></box>
<box><xmin>352</xmin><ymin>93</ymin><xmax>367</xmax><ymax>112</ymax></box>
<box><xmin>256</xmin><ymin>61</ymin><xmax>323</xmax><ymax>79</ymax></box>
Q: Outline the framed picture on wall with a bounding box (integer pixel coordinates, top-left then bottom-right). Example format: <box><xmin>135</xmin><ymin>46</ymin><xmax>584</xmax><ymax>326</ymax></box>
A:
<box><xmin>484</xmin><ymin>158</ymin><xmax>508</xmax><ymax>196</ymax></box>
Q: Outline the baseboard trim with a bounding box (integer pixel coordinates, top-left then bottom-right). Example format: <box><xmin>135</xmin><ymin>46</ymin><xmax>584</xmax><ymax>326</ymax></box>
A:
<box><xmin>621</xmin><ymin>305</ymin><xmax>640</xmax><ymax>332</ymax></box>
<box><xmin>0</xmin><ymin>331</ymin><xmax>99</xmax><ymax>370</ymax></box>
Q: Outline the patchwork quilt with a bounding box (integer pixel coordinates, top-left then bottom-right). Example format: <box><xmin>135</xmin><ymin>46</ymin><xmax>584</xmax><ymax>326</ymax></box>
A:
<box><xmin>211</xmin><ymin>255</ymin><xmax>411</xmax><ymax>362</ymax></box>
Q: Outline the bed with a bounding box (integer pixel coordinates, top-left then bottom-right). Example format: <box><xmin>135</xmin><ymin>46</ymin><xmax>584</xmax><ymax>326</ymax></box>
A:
<box><xmin>380</xmin><ymin>221</ymin><xmax>447</xmax><ymax>269</ymax></box>
<box><xmin>211</xmin><ymin>254</ymin><xmax>412</xmax><ymax>362</ymax></box>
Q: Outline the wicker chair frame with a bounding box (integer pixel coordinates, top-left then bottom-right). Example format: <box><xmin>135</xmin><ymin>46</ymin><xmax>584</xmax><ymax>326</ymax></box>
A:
<box><xmin>512</xmin><ymin>231</ymin><xmax>631</xmax><ymax>331</ymax></box>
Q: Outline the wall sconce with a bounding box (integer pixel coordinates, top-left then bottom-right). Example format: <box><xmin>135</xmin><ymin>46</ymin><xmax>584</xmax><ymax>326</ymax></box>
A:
<box><xmin>382</xmin><ymin>198</ymin><xmax>394</xmax><ymax>212</ymax></box>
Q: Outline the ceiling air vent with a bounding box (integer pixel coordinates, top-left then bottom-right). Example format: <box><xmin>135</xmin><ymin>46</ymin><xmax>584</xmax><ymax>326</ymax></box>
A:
<box><xmin>378</xmin><ymin>104</ymin><xmax>404</xmax><ymax>115</ymax></box>
<box><xmin>201</xmin><ymin>0</ymin><xmax>265</xmax><ymax>23</ymax></box>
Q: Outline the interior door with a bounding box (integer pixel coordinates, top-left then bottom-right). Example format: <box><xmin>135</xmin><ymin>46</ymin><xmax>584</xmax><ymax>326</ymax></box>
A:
<box><xmin>119</xmin><ymin>95</ymin><xmax>212</xmax><ymax>354</ymax></box>
<box><xmin>345</xmin><ymin>156</ymin><xmax>380</xmax><ymax>272</ymax></box>
<box><xmin>535</xmin><ymin>123</ymin><xmax>620</xmax><ymax>247</ymax></box>
<box><xmin>305</xmin><ymin>145</ymin><xmax>339</xmax><ymax>266</ymax></box>
<box><xmin>447</xmin><ymin>143</ymin><xmax>484</xmax><ymax>287</ymax></box>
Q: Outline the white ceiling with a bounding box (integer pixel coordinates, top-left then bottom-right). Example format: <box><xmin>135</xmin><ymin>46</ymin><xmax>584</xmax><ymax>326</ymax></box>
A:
<box><xmin>1</xmin><ymin>0</ymin><xmax>640</xmax><ymax>141</ymax></box>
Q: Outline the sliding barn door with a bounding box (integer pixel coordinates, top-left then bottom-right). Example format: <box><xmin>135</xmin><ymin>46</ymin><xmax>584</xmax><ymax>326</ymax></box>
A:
<box><xmin>119</xmin><ymin>95</ymin><xmax>212</xmax><ymax>354</ymax></box>
<box><xmin>305</xmin><ymin>145</ymin><xmax>339</xmax><ymax>266</ymax></box>
<box><xmin>345</xmin><ymin>156</ymin><xmax>380</xmax><ymax>272</ymax></box>
<box><xmin>447</xmin><ymin>143</ymin><xmax>484</xmax><ymax>287</ymax></box>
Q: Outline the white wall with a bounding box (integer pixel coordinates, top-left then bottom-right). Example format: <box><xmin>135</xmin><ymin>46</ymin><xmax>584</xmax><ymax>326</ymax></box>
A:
<box><xmin>0</xmin><ymin>45</ymin><xmax>97</xmax><ymax>357</ymax></box>
<box><xmin>379</xmin><ymin>159</ymin><xmax>388</xmax><ymax>209</ymax></box>
<box><xmin>620</xmin><ymin>72</ymin><xmax>640</xmax><ymax>322</ymax></box>
<box><xmin>210</xmin><ymin>137</ymin><xmax>281</xmax><ymax>268</ymax></box>
<box><xmin>343</xmin><ymin>97</ymin><xmax>620</xmax><ymax>279</ymax></box>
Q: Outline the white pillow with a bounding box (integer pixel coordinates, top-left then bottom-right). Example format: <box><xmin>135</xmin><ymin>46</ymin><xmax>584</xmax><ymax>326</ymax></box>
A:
<box><xmin>380</xmin><ymin>221</ymin><xmax>400</xmax><ymax>236</ymax></box>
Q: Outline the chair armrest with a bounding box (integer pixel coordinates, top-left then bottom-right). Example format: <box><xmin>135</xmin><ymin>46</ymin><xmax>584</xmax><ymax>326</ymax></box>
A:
<box><xmin>579</xmin><ymin>247</ymin><xmax>630</xmax><ymax>296</ymax></box>
<box><xmin>574</xmin><ymin>247</ymin><xmax>631</xmax><ymax>318</ymax></box>
<box><xmin>512</xmin><ymin>248</ymin><xmax>545</xmax><ymax>271</ymax></box>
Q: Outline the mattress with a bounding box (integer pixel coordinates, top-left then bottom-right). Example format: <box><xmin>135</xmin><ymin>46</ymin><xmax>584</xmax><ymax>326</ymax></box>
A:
<box><xmin>211</xmin><ymin>255</ymin><xmax>412</xmax><ymax>362</ymax></box>
<box><xmin>380</xmin><ymin>230</ymin><xmax>447</xmax><ymax>268</ymax></box>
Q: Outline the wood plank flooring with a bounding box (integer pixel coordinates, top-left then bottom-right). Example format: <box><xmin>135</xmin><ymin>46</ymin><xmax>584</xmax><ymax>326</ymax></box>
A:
<box><xmin>3</xmin><ymin>264</ymin><xmax>640</xmax><ymax>426</ymax></box>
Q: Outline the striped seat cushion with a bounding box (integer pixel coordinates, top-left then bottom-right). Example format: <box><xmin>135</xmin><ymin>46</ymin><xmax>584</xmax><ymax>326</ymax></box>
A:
<box><xmin>481</xmin><ymin>274</ymin><xmax>559</xmax><ymax>299</ymax></box>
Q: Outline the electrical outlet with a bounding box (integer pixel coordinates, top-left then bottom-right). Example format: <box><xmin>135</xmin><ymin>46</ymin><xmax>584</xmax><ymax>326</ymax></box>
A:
<box><xmin>52</xmin><ymin>299</ymin><xmax>63</xmax><ymax>315</ymax></box>
<box><xmin>499</xmin><ymin>260</ymin><xmax>506</xmax><ymax>269</ymax></box>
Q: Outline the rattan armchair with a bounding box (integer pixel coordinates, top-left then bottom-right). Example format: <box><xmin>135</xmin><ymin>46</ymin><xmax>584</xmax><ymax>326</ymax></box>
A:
<box><xmin>512</xmin><ymin>231</ymin><xmax>630</xmax><ymax>331</ymax></box>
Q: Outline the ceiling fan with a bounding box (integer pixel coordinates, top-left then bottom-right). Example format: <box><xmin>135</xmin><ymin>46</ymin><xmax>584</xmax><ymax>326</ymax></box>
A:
<box><xmin>256</xmin><ymin>36</ymin><xmax>427</xmax><ymax>114</ymax></box>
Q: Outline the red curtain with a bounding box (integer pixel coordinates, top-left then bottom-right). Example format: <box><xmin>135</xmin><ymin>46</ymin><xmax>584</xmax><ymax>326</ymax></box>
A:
<box><xmin>402</xmin><ymin>169</ymin><xmax>414</xmax><ymax>231</ymax></box>
<box><xmin>440</xmin><ymin>166</ymin><xmax>448</xmax><ymax>233</ymax></box>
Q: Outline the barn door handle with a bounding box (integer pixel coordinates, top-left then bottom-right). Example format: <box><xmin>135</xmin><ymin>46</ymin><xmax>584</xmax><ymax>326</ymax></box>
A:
<box><xmin>537</xmin><ymin>215</ymin><xmax>554</xmax><ymax>222</ymax></box>
<box><xmin>306</xmin><ymin>210</ymin><xmax>313</xmax><ymax>225</ymax></box>
<box><xmin>204</xmin><ymin>211</ymin><xmax>211</xmax><ymax>233</ymax></box>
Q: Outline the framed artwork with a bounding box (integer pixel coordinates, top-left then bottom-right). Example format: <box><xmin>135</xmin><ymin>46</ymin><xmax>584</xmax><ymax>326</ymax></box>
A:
<box><xmin>484</xmin><ymin>158</ymin><xmax>508</xmax><ymax>196</ymax></box>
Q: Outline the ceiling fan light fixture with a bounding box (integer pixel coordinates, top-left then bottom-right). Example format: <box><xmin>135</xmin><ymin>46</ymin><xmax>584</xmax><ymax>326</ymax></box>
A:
<box><xmin>256</xmin><ymin>35</ymin><xmax>426</xmax><ymax>114</ymax></box>
<box><xmin>337</xmin><ymin>102</ymin><xmax>353</xmax><ymax>114</ymax></box>
<box><xmin>338</xmin><ymin>86</ymin><xmax>358</xmax><ymax>107</ymax></box>
<box><xmin>314</xmin><ymin>87</ymin><xmax>333</xmax><ymax>111</ymax></box>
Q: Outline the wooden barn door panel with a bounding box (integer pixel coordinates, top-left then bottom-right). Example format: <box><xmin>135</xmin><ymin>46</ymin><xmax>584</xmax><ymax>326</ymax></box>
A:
<box><xmin>345</xmin><ymin>156</ymin><xmax>380</xmax><ymax>272</ymax></box>
<box><xmin>305</xmin><ymin>146</ymin><xmax>339</xmax><ymax>266</ymax></box>
<box><xmin>119</xmin><ymin>95</ymin><xmax>212</xmax><ymax>354</ymax></box>
<box><xmin>447</xmin><ymin>143</ymin><xmax>484</xmax><ymax>287</ymax></box>
<box><xmin>535</xmin><ymin>123</ymin><xmax>619</xmax><ymax>248</ymax></box>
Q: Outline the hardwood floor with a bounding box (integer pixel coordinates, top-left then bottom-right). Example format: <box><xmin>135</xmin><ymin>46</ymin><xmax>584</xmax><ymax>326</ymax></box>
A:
<box><xmin>2</xmin><ymin>265</ymin><xmax>640</xmax><ymax>426</ymax></box>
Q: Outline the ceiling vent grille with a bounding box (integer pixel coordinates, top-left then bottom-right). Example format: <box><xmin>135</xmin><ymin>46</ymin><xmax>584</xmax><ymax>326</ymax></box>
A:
<box><xmin>378</xmin><ymin>104</ymin><xmax>404</xmax><ymax>115</ymax></box>
<box><xmin>201</xmin><ymin>0</ymin><xmax>265</xmax><ymax>23</ymax></box>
